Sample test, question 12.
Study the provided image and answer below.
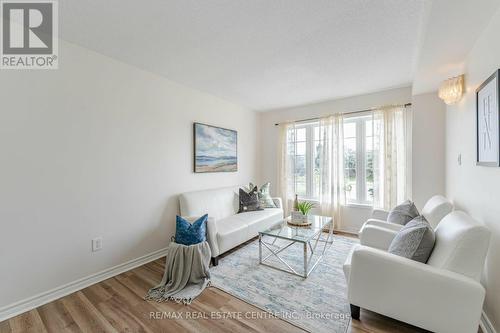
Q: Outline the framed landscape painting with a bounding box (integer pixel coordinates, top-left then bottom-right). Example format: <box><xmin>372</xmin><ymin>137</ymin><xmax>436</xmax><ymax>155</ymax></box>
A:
<box><xmin>194</xmin><ymin>122</ymin><xmax>237</xmax><ymax>173</ymax></box>
<box><xmin>476</xmin><ymin>69</ymin><xmax>500</xmax><ymax>166</ymax></box>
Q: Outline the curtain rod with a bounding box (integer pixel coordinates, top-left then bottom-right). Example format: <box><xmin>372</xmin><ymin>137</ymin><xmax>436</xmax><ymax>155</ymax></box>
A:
<box><xmin>273</xmin><ymin>103</ymin><xmax>412</xmax><ymax>126</ymax></box>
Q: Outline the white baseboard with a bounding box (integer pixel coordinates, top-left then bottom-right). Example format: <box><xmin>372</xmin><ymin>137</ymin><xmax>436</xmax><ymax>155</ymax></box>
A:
<box><xmin>480</xmin><ymin>310</ymin><xmax>497</xmax><ymax>333</ymax></box>
<box><xmin>0</xmin><ymin>247</ymin><xmax>168</xmax><ymax>322</ymax></box>
<box><xmin>333</xmin><ymin>227</ymin><xmax>359</xmax><ymax>236</ymax></box>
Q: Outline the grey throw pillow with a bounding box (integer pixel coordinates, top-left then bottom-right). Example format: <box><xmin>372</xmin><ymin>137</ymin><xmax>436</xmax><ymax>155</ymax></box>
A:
<box><xmin>248</xmin><ymin>182</ymin><xmax>277</xmax><ymax>208</ymax></box>
<box><xmin>387</xmin><ymin>200</ymin><xmax>419</xmax><ymax>225</ymax></box>
<box><xmin>388</xmin><ymin>216</ymin><xmax>436</xmax><ymax>263</ymax></box>
<box><xmin>238</xmin><ymin>186</ymin><xmax>263</xmax><ymax>213</ymax></box>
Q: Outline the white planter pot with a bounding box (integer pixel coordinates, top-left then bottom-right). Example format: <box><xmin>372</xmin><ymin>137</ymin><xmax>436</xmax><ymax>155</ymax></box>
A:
<box><xmin>291</xmin><ymin>211</ymin><xmax>308</xmax><ymax>224</ymax></box>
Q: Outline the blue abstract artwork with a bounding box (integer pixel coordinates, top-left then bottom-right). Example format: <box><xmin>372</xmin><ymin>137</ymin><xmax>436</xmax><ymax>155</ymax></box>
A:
<box><xmin>194</xmin><ymin>123</ymin><xmax>237</xmax><ymax>172</ymax></box>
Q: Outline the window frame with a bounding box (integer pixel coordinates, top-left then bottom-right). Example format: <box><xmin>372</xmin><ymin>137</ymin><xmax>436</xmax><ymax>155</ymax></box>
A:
<box><xmin>289</xmin><ymin>115</ymin><xmax>376</xmax><ymax>206</ymax></box>
<box><xmin>343</xmin><ymin>114</ymin><xmax>374</xmax><ymax>206</ymax></box>
<box><xmin>291</xmin><ymin>121</ymin><xmax>319</xmax><ymax>201</ymax></box>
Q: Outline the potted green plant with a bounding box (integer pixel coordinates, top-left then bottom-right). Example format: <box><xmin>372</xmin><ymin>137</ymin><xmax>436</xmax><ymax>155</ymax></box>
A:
<box><xmin>292</xmin><ymin>201</ymin><xmax>315</xmax><ymax>224</ymax></box>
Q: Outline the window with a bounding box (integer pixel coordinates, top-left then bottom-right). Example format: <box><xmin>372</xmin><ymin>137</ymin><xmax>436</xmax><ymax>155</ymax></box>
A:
<box><xmin>286</xmin><ymin>114</ymin><xmax>381</xmax><ymax>205</ymax></box>
<box><xmin>343</xmin><ymin>114</ymin><xmax>380</xmax><ymax>205</ymax></box>
<box><xmin>287</xmin><ymin>122</ymin><xmax>322</xmax><ymax>200</ymax></box>
<box><xmin>283</xmin><ymin>106</ymin><xmax>408</xmax><ymax>211</ymax></box>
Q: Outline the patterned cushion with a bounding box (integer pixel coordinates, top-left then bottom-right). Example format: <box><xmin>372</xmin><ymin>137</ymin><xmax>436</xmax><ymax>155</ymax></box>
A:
<box><xmin>238</xmin><ymin>186</ymin><xmax>263</xmax><ymax>213</ymax></box>
<box><xmin>175</xmin><ymin>214</ymin><xmax>207</xmax><ymax>246</ymax></box>
<box><xmin>248</xmin><ymin>182</ymin><xmax>277</xmax><ymax>208</ymax></box>
<box><xmin>388</xmin><ymin>216</ymin><xmax>436</xmax><ymax>263</ymax></box>
<box><xmin>387</xmin><ymin>200</ymin><xmax>419</xmax><ymax>225</ymax></box>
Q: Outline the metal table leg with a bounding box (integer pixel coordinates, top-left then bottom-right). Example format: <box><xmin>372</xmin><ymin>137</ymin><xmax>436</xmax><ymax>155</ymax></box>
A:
<box><xmin>258</xmin><ymin>218</ymin><xmax>335</xmax><ymax>278</ymax></box>
<box><xmin>303</xmin><ymin>242</ymin><xmax>308</xmax><ymax>278</ymax></box>
<box><xmin>259</xmin><ymin>233</ymin><xmax>262</xmax><ymax>264</ymax></box>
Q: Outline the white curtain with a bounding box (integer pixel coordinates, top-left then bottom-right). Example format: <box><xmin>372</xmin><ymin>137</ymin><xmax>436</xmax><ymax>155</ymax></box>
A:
<box><xmin>317</xmin><ymin>114</ymin><xmax>345</xmax><ymax>229</ymax></box>
<box><xmin>372</xmin><ymin>106</ymin><xmax>410</xmax><ymax>210</ymax></box>
<box><xmin>277</xmin><ymin>122</ymin><xmax>295</xmax><ymax>215</ymax></box>
<box><xmin>277</xmin><ymin>105</ymin><xmax>410</xmax><ymax>224</ymax></box>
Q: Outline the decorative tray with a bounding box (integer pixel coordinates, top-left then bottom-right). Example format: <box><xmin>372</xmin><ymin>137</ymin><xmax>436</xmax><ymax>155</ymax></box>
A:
<box><xmin>287</xmin><ymin>219</ymin><xmax>312</xmax><ymax>227</ymax></box>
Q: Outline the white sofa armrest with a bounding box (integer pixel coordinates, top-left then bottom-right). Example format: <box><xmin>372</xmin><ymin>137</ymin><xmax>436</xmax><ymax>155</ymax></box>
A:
<box><xmin>272</xmin><ymin>197</ymin><xmax>283</xmax><ymax>209</ymax></box>
<box><xmin>206</xmin><ymin>216</ymin><xmax>219</xmax><ymax>257</ymax></box>
<box><xmin>182</xmin><ymin>216</ymin><xmax>220</xmax><ymax>257</ymax></box>
<box><xmin>358</xmin><ymin>219</ymin><xmax>402</xmax><ymax>238</ymax></box>
<box><xmin>363</xmin><ymin>219</ymin><xmax>404</xmax><ymax>232</ymax></box>
<box><xmin>371</xmin><ymin>209</ymin><xmax>389</xmax><ymax>220</ymax></box>
<box><xmin>359</xmin><ymin>225</ymin><xmax>398</xmax><ymax>250</ymax></box>
<box><xmin>348</xmin><ymin>246</ymin><xmax>485</xmax><ymax>333</ymax></box>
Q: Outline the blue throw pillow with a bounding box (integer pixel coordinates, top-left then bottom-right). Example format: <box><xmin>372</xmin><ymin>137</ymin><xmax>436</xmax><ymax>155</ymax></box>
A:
<box><xmin>175</xmin><ymin>214</ymin><xmax>208</xmax><ymax>246</ymax></box>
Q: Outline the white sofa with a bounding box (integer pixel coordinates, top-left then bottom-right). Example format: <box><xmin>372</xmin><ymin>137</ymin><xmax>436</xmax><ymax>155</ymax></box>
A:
<box><xmin>359</xmin><ymin>195</ymin><xmax>453</xmax><ymax>250</ymax></box>
<box><xmin>179</xmin><ymin>186</ymin><xmax>283</xmax><ymax>265</ymax></box>
<box><xmin>343</xmin><ymin>211</ymin><xmax>491</xmax><ymax>333</ymax></box>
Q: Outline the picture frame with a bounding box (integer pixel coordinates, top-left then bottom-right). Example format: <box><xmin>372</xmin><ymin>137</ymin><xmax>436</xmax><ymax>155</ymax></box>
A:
<box><xmin>193</xmin><ymin>122</ymin><xmax>238</xmax><ymax>173</ymax></box>
<box><xmin>476</xmin><ymin>69</ymin><xmax>500</xmax><ymax>166</ymax></box>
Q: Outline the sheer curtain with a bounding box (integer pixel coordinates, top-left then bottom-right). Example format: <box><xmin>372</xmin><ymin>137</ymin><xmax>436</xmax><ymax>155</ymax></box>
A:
<box><xmin>277</xmin><ymin>105</ymin><xmax>410</xmax><ymax>225</ymax></box>
<box><xmin>372</xmin><ymin>106</ymin><xmax>410</xmax><ymax>210</ymax></box>
<box><xmin>277</xmin><ymin>117</ymin><xmax>345</xmax><ymax>227</ymax></box>
<box><xmin>317</xmin><ymin>114</ymin><xmax>345</xmax><ymax>229</ymax></box>
<box><xmin>277</xmin><ymin>122</ymin><xmax>295</xmax><ymax>215</ymax></box>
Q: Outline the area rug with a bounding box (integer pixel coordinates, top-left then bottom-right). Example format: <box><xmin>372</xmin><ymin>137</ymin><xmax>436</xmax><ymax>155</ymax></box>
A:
<box><xmin>210</xmin><ymin>234</ymin><xmax>358</xmax><ymax>333</ymax></box>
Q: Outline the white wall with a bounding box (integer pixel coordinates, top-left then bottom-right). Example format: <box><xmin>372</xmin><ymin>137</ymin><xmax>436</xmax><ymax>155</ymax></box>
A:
<box><xmin>258</xmin><ymin>87</ymin><xmax>413</xmax><ymax>233</ymax></box>
<box><xmin>0</xmin><ymin>40</ymin><xmax>258</xmax><ymax>311</ymax></box>
<box><xmin>445</xmin><ymin>7</ymin><xmax>500</xmax><ymax>331</ymax></box>
<box><xmin>411</xmin><ymin>92</ymin><xmax>446</xmax><ymax>209</ymax></box>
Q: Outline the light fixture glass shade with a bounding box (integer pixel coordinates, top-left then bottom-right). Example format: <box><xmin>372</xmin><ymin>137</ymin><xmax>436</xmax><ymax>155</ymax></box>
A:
<box><xmin>438</xmin><ymin>75</ymin><xmax>464</xmax><ymax>105</ymax></box>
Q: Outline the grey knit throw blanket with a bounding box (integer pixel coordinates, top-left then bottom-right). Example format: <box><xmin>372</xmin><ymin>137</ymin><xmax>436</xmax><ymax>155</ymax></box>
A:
<box><xmin>145</xmin><ymin>241</ymin><xmax>211</xmax><ymax>304</ymax></box>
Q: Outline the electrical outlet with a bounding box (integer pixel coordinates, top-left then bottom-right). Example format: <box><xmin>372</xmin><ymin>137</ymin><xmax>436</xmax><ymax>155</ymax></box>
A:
<box><xmin>92</xmin><ymin>237</ymin><xmax>103</xmax><ymax>252</ymax></box>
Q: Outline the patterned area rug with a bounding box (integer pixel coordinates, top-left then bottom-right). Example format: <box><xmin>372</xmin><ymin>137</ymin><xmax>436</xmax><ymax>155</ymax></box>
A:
<box><xmin>210</xmin><ymin>234</ymin><xmax>358</xmax><ymax>333</ymax></box>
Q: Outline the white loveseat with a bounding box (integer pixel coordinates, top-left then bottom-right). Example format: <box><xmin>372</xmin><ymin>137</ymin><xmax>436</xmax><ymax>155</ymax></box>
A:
<box><xmin>343</xmin><ymin>211</ymin><xmax>491</xmax><ymax>333</ymax></box>
<box><xmin>179</xmin><ymin>186</ymin><xmax>283</xmax><ymax>265</ymax></box>
<box><xmin>359</xmin><ymin>195</ymin><xmax>453</xmax><ymax>250</ymax></box>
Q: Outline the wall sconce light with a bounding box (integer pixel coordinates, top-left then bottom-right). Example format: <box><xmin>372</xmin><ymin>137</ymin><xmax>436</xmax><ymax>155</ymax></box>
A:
<box><xmin>438</xmin><ymin>74</ymin><xmax>465</xmax><ymax>105</ymax></box>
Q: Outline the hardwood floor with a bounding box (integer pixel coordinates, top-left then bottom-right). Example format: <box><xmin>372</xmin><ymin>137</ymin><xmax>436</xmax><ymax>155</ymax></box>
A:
<box><xmin>0</xmin><ymin>254</ymin><xmax>433</xmax><ymax>333</ymax></box>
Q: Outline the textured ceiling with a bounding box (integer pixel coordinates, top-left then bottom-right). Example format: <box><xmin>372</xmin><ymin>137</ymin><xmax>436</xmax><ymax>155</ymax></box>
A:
<box><xmin>59</xmin><ymin>0</ymin><xmax>427</xmax><ymax>111</ymax></box>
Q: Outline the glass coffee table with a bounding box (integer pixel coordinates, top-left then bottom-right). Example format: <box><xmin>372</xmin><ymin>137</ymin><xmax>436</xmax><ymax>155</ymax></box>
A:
<box><xmin>258</xmin><ymin>215</ymin><xmax>334</xmax><ymax>278</ymax></box>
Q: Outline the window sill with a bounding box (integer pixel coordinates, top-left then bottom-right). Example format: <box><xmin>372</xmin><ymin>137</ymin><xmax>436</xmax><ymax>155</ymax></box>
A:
<box><xmin>343</xmin><ymin>203</ymin><xmax>373</xmax><ymax>209</ymax></box>
<box><xmin>297</xmin><ymin>197</ymin><xmax>319</xmax><ymax>204</ymax></box>
<box><xmin>297</xmin><ymin>198</ymin><xmax>373</xmax><ymax>210</ymax></box>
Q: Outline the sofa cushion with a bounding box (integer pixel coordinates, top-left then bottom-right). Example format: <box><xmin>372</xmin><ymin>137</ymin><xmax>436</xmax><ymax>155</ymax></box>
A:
<box><xmin>238</xmin><ymin>187</ymin><xmax>263</xmax><ymax>213</ymax></box>
<box><xmin>234</xmin><ymin>208</ymin><xmax>283</xmax><ymax>236</ymax></box>
<box><xmin>175</xmin><ymin>214</ymin><xmax>207</xmax><ymax>246</ymax></box>
<box><xmin>215</xmin><ymin>209</ymin><xmax>284</xmax><ymax>254</ymax></box>
<box><xmin>216</xmin><ymin>216</ymin><xmax>248</xmax><ymax>234</ymax></box>
<box><xmin>233</xmin><ymin>208</ymin><xmax>281</xmax><ymax>223</ymax></box>
<box><xmin>387</xmin><ymin>200</ymin><xmax>419</xmax><ymax>225</ymax></box>
<box><xmin>216</xmin><ymin>216</ymin><xmax>250</xmax><ymax>254</ymax></box>
<box><xmin>359</xmin><ymin>224</ymin><xmax>399</xmax><ymax>251</ymax></box>
<box><xmin>388</xmin><ymin>216</ymin><xmax>435</xmax><ymax>263</ymax></box>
